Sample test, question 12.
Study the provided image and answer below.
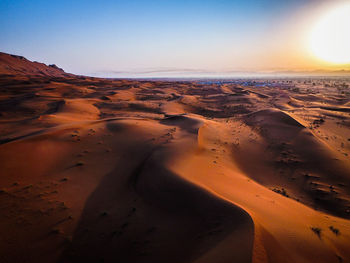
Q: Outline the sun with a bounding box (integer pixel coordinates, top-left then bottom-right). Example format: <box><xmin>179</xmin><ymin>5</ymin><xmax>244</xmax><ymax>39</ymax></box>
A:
<box><xmin>309</xmin><ymin>3</ymin><xmax>350</xmax><ymax>64</ymax></box>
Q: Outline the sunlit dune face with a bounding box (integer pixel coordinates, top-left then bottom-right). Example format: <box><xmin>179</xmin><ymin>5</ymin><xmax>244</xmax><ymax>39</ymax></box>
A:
<box><xmin>309</xmin><ymin>3</ymin><xmax>350</xmax><ymax>64</ymax></box>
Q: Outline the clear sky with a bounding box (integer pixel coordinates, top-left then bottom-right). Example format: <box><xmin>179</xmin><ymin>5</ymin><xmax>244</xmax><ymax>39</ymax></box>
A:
<box><xmin>0</xmin><ymin>0</ymin><xmax>349</xmax><ymax>77</ymax></box>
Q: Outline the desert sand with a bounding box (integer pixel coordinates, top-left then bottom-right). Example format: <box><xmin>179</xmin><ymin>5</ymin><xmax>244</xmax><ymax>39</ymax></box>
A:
<box><xmin>1</xmin><ymin>52</ymin><xmax>350</xmax><ymax>263</ymax></box>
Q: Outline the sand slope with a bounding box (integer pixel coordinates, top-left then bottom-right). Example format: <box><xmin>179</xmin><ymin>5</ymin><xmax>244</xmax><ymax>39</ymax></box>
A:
<box><xmin>0</xmin><ymin>52</ymin><xmax>71</xmax><ymax>77</ymax></box>
<box><xmin>1</xmin><ymin>54</ymin><xmax>350</xmax><ymax>262</ymax></box>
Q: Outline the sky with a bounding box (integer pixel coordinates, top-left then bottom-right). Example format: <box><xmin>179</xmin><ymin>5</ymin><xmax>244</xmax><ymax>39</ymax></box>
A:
<box><xmin>0</xmin><ymin>0</ymin><xmax>349</xmax><ymax>77</ymax></box>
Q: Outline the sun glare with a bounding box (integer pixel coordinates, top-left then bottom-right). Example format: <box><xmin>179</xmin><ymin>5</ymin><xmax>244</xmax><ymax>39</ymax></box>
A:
<box><xmin>309</xmin><ymin>3</ymin><xmax>350</xmax><ymax>64</ymax></box>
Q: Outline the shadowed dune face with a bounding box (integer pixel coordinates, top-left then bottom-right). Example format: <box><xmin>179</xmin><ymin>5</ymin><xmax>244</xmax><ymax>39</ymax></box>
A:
<box><xmin>239</xmin><ymin>109</ymin><xmax>350</xmax><ymax>218</ymax></box>
<box><xmin>60</xmin><ymin>120</ymin><xmax>253</xmax><ymax>263</ymax></box>
<box><xmin>1</xmin><ymin>54</ymin><xmax>350</xmax><ymax>263</ymax></box>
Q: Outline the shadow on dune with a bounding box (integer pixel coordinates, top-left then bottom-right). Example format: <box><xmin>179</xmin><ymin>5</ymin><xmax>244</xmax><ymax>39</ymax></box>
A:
<box><xmin>236</xmin><ymin>108</ymin><xmax>350</xmax><ymax>219</ymax></box>
<box><xmin>160</xmin><ymin>115</ymin><xmax>202</xmax><ymax>134</ymax></box>
<box><xmin>60</xmin><ymin>130</ymin><xmax>254</xmax><ymax>263</ymax></box>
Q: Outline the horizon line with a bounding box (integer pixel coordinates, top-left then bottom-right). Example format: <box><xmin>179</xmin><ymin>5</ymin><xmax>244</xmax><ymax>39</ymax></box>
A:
<box><xmin>89</xmin><ymin>67</ymin><xmax>350</xmax><ymax>78</ymax></box>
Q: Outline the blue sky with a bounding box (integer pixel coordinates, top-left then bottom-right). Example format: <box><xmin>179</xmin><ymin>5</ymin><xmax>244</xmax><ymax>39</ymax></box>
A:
<box><xmin>0</xmin><ymin>0</ymin><xmax>344</xmax><ymax>77</ymax></box>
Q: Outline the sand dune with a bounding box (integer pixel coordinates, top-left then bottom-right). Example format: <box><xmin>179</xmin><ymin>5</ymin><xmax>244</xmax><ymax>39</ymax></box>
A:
<box><xmin>1</xmin><ymin>53</ymin><xmax>350</xmax><ymax>262</ymax></box>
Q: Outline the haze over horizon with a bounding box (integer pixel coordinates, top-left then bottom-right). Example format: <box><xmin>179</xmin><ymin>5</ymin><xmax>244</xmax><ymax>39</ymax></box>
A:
<box><xmin>1</xmin><ymin>0</ymin><xmax>350</xmax><ymax>77</ymax></box>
